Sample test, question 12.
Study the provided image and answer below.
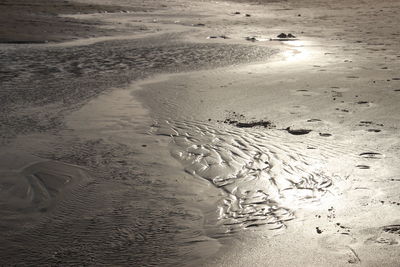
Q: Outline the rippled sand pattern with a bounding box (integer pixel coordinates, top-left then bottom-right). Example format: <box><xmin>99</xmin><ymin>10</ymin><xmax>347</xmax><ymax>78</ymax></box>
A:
<box><xmin>0</xmin><ymin>153</ymin><xmax>198</xmax><ymax>266</ymax></box>
<box><xmin>153</xmin><ymin>119</ymin><xmax>336</xmax><ymax>232</ymax></box>
<box><xmin>0</xmin><ymin>35</ymin><xmax>275</xmax><ymax>105</ymax></box>
<box><xmin>0</xmin><ymin>160</ymin><xmax>88</xmax><ymax>222</ymax></box>
<box><xmin>0</xmin><ymin>36</ymin><xmax>275</xmax><ymax>143</ymax></box>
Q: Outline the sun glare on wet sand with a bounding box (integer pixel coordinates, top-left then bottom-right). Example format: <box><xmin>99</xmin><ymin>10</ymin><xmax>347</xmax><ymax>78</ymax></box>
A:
<box><xmin>281</xmin><ymin>40</ymin><xmax>316</xmax><ymax>63</ymax></box>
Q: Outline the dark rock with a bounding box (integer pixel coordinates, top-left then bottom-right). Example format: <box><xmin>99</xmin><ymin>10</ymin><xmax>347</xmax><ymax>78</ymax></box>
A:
<box><xmin>285</xmin><ymin>127</ymin><xmax>312</xmax><ymax>135</ymax></box>
<box><xmin>277</xmin><ymin>33</ymin><xmax>287</xmax><ymax>38</ymax></box>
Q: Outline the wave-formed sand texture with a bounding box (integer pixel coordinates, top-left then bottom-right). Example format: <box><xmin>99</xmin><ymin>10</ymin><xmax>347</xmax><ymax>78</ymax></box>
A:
<box><xmin>0</xmin><ymin>35</ymin><xmax>275</xmax><ymax>104</ymax></box>
<box><xmin>0</xmin><ymin>151</ymin><xmax>197</xmax><ymax>266</ymax></box>
<box><xmin>152</xmin><ymin>119</ymin><xmax>337</xmax><ymax>233</ymax></box>
<box><xmin>0</xmin><ymin>35</ymin><xmax>276</xmax><ymax>143</ymax></box>
<box><xmin>0</xmin><ymin>153</ymin><xmax>90</xmax><ymax>230</ymax></box>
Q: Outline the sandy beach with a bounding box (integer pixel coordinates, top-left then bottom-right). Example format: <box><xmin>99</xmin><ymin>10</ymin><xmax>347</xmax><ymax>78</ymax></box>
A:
<box><xmin>1</xmin><ymin>0</ymin><xmax>400</xmax><ymax>266</ymax></box>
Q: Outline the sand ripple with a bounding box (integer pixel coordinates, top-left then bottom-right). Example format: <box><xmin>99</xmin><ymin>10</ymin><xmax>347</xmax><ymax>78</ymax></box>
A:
<box><xmin>152</xmin><ymin>119</ymin><xmax>336</xmax><ymax>232</ymax></box>
<box><xmin>0</xmin><ymin>153</ymin><xmax>90</xmax><ymax>227</ymax></box>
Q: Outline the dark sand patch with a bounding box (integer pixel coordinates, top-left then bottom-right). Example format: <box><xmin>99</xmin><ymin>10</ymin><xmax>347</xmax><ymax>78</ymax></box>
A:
<box><xmin>0</xmin><ymin>0</ymin><xmax>150</xmax><ymax>43</ymax></box>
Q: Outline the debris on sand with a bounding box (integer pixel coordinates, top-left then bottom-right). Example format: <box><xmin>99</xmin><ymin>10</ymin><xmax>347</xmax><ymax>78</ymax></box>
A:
<box><xmin>366</xmin><ymin>129</ymin><xmax>381</xmax><ymax>132</ymax></box>
<box><xmin>224</xmin><ymin>118</ymin><xmax>274</xmax><ymax>128</ymax></box>
<box><xmin>235</xmin><ymin>121</ymin><xmax>274</xmax><ymax>128</ymax></box>
<box><xmin>222</xmin><ymin>111</ymin><xmax>275</xmax><ymax>129</ymax></box>
<box><xmin>245</xmin><ymin>36</ymin><xmax>258</xmax><ymax>42</ymax></box>
<box><xmin>207</xmin><ymin>35</ymin><xmax>229</xmax><ymax>39</ymax></box>
<box><xmin>307</xmin><ymin>118</ymin><xmax>322</xmax><ymax>122</ymax></box>
<box><xmin>319</xmin><ymin>133</ymin><xmax>332</xmax><ymax>137</ymax></box>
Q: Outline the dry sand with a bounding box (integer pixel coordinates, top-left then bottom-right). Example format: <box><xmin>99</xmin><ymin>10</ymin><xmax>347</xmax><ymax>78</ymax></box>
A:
<box><xmin>0</xmin><ymin>0</ymin><xmax>400</xmax><ymax>266</ymax></box>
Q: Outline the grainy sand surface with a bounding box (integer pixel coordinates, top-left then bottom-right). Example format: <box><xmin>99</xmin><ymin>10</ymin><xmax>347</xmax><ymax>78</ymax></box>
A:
<box><xmin>1</xmin><ymin>0</ymin><xmax>400</xmax><ymax>266</ymax></box>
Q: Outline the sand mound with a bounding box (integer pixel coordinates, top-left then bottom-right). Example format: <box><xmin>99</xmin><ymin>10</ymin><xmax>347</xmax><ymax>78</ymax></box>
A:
<box><xmin>0</xmin><ymin>152</ymin><xmax>90</xmax><ymax>224</ymax></box>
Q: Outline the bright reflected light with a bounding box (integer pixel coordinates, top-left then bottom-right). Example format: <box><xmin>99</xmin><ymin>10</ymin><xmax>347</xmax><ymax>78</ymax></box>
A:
<box><xmin>279</xmin><ymin>40</ymin><xmax>316</xmax><ymax>63</ymax></box>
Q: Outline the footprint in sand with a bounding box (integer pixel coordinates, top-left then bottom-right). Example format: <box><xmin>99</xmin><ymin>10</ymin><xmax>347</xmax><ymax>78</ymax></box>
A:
<box><xmin>359</xmin><ymin>152</ymin><xmax>383</xmax><ymax>159</ymax></box>
<box><xmin>383</xmin><ymin>225</ymin><xmax>400</xmax><ymax>235</ymax></box>
<box><xmin>366</xmin><ymin>225</ymin><xmax>400</xmax><ymax>246</ymax></box>
<box><xmin>318</xmin><ymin>231</ymin><xmax>360</xmax><ymax>264</ymax></box>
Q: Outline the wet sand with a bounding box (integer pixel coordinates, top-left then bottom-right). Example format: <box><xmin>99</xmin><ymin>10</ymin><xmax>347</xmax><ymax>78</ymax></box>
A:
<box><xmin>0</xmin><ymin>0</ymin><xmax>156</xmax><ymax>43</ymax></box>
<box><xmin>1</xmin><ymin>0</ymin><xmax>400</xmax><ymax>266</ymax></box>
